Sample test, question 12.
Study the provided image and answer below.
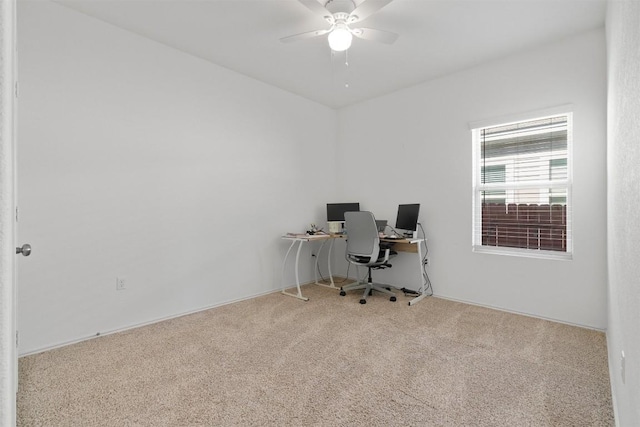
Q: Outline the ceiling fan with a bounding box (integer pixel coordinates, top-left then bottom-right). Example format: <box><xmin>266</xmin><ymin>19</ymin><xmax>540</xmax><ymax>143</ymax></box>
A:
<box><xmin>280</xmin><ymin>0</ymin><xmax>398</xmax><ymax>52</ymax></box>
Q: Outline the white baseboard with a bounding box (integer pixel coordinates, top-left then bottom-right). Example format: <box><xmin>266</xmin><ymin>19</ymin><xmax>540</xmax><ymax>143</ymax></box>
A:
<box><xmin>605</xmin><ymin>332</ymin><xmax>621</xmax><ymax>427</ymax></box>
<box><xmin>19</xmin><ymin>288</ymin><xmax>281</xmax><ymax>357</ymax></box>
<box><xmin>21</xmin><ymin>286</ymin><xmax>605</xmax><ymax>358</ymax></box>
<box><xmin>432</xmin><ymin>293</ymin><xmax>606</xmax><ymax>332</ymax></box>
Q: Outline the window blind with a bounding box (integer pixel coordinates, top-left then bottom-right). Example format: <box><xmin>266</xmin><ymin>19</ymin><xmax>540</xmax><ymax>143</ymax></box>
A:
<box><xmin>473</xmin><ymin>114</ymin><xmax>572</xmax><ymax>255</ymax></box>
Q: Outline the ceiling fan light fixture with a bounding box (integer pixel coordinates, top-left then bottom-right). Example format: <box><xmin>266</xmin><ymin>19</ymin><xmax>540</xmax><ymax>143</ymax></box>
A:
<box><xmin>328</xmin><ymin>26</ymin><xmax>352</xmax><ymax>51</ymax></box>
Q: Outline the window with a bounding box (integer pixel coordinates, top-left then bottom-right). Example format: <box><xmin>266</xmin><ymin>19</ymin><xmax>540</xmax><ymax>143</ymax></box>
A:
<box><xmin>472</xmin><ymin>112</ymin><xmax>572</xmax><ymax>259</ymax></box>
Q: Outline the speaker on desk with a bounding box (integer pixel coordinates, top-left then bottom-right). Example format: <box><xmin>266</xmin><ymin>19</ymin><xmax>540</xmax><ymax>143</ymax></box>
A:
<box><xmin>328</xmin><ymin>221</ymin><xmax>342</xmax><ymax>234</ymax></box>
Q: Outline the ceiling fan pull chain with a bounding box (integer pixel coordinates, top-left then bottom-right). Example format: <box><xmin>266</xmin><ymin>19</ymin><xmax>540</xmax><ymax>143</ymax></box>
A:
<box><xmin>345</xmin><ymin>50</ymin><xmax>350</xmax><ymax>88</ymax></box>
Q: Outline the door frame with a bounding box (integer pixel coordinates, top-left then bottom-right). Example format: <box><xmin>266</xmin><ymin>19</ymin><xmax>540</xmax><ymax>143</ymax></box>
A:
<box><xmin>0</xmin><ymin>0</ymin><xmax>18</xmax><ymax>425</ymax></box>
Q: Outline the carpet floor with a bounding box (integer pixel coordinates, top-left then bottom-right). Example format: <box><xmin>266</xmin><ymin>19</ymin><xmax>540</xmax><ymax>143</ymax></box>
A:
<box><xmin>18</xmin><ymin>284</ymin><xmax>614</xmax><ymax>426</ymax></box>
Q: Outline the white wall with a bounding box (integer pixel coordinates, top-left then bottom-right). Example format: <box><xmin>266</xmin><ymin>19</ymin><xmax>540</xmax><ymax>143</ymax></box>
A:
<box><xmin>336</xmin><ymin>29</ymin><xmax>607</xmax><ymax>329</ymax></box>
<box><xmin>17</xmin><ymin>1</ymin><xmax>337</xmax><ymax>355</ymax></box>
<box><xmin>606</xmin><ymin>1</ymin><xmax>640</xmax><ymax>424</ymax></box>
<box><xmin>16</xmin><ymin>0</ymin><xmax>611</xmax><ymax>357</ymax></box>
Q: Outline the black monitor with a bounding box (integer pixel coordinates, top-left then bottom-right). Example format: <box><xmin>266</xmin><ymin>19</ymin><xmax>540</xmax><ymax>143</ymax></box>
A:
<box><xmin>326</xmin><ymin>202</ymin><xmax>360</xmax><ymax>222</ymax></box>
<box><xmin>395</xmin><ymin>204</ymin><xmax>420</xmax><ymax>235</ymax></box>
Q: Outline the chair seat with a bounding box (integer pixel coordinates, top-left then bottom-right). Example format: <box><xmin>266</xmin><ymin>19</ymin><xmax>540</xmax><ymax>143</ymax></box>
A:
<box><xmin>350</xmin><ymin>249</ymin><xmax>397</xmax><ymax>265</ymax></box>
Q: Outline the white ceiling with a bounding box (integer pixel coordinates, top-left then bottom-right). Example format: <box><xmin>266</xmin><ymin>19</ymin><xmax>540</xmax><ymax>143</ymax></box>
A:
<box><xmin>55</xmin><ymin>0</ymin><xmax>606</xmax><ymax>109</ymax></box>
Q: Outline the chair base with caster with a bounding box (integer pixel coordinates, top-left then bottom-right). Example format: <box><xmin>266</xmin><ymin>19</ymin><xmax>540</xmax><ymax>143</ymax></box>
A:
<box><xmin>339</xmin><ymin>271</ymin><xmax>396</xmax><ymax>304</ymax></box>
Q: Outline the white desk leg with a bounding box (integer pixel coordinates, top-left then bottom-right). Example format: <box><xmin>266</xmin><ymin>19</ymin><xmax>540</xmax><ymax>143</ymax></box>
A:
<box><xmin>328</xmin><ymin>238</ymin><xmax>336</xmax><ymax>287</ymax></box>
<box><xmin>409</xmin><ymin>242</ymin><xmax>427</xmax><ymax>306</ymax></box>
<box><xmin>281</xmin><ymin>240</ymin><xmax>309</xmax><ymax>301</ymax></box>
<box><xmin>314</xmin><ymin>240</ymin><xmax>326</xmax><ymax>284</ymax></box>
<box><xmin>315</xmin><ymin>238</ymin><xmax>339</xmax><ymax>289</ymax></box>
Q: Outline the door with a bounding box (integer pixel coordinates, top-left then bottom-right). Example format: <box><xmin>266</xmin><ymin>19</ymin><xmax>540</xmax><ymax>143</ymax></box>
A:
<box><xmin>1</xmin><ymin>1</ymin><xmax>19</xmax><ymax>425</ymax></box>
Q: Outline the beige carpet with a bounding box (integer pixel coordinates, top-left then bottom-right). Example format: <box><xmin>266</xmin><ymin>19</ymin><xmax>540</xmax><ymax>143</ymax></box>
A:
<box><xmin>18</xmin><ymin>284</ymin><xmax>614</xmax><ymax>426</ymax></box>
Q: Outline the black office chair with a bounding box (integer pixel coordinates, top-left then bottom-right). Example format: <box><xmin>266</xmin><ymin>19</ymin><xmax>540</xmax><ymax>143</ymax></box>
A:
<box><xmin>339</xmin><ymin>211</ymin><xmax>397</xmax><ymax>304</ymax></box>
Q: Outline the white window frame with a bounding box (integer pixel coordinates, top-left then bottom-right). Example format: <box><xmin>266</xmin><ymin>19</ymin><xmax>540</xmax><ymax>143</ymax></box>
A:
<box><xmin>470</xmin><ymin>106</ymin><xmax>573</xmax><ymax>260</ymax></box>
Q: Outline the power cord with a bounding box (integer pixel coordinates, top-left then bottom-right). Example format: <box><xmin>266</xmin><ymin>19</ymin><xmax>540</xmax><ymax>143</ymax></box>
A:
<box><xmin>418</xmin><ymin>222</ymin><xmax>433</xmax><ymax>296</ymax></box>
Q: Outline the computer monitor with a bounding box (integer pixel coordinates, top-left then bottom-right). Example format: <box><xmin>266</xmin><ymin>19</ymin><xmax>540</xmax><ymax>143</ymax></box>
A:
<box><xmin>395</xmin><ymin>204</ymin><xmax>420</xmax><ymax>237</ymax></box>
<box><xmin>326</xmin><ymin>202</ymin><xmax>360</xmax><ymax>233</ymax></box>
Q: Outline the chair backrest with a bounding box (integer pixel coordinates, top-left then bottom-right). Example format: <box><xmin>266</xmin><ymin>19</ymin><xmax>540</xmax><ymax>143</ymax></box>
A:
<box><xmin>345</xmin><ymin>211</ymin><xmax>380</xmax><ymax>261</ymax></box>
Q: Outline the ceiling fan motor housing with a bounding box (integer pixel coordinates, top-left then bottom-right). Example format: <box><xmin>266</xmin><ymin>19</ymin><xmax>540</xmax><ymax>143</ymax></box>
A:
<box><xmin>333</xmin><ymin>12</ymin><xmax>350</xmax><ymax>23</ymax></box>
<box><xmin>325</xmin><ymin>0</ymin><xmax>356</xmax><ymax>14</ymax></box>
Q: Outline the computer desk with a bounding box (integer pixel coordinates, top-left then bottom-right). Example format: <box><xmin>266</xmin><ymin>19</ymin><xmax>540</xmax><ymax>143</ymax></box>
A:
<box><xmin>280</xmin><ymin>234</ymin><xmax>428</xmax><ymax>305</ymax></box>
<box><xmin>280</xmin><ymin>233</ymin><xmax>345</xmax><ymax>301</ymax></box>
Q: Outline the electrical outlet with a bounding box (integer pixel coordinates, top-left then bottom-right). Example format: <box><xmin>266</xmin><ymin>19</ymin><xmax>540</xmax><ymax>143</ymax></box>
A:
<box><xmin>116</xmin><ymin>277</ymin><xmax>126</xmax><ymax>290</ymax></box>
<box><xmin>621</xmin><ymin>350</ymin><xmax>626</xmax><ymax>384</ymax></box>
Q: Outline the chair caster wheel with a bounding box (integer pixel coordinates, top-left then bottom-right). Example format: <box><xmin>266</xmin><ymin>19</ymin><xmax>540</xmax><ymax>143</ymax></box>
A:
<box><xmin>339</xmin><ymin>290</ymin><xmax>346</xmax><ymax>296</ymax></box>
<box><xmin>359</xmin><ymin>299</ymin><xmax>367</xmax><ymax>304</ymax></box>
<box><xmin>390</xmin><ymin>296</ymin><xmax>397</xmax><ymax>302</ymax></box>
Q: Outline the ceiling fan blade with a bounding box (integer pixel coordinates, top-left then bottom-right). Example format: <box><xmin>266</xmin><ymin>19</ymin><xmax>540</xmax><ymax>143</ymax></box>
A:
<box><xmin>297</xmin><ymin>0</ymin><xmax>334</xmax><ymax>21</ymax></box>
<box><xmin>348</xmin><ymin>0</ymin><xmax>394</xmax><ymax>23</ymax></box>
<box><xmin>280</xmin><ymin>28</ymin><xmax>331</xmax><ymax>44</ymax></box>
<box><xmin>351</xmin><ymin>27</ymin><xmax>399</xmax><ymax>44</ymax></box>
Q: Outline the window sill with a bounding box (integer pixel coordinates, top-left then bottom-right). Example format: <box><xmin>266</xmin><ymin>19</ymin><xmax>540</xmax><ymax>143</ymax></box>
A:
<box><xmin>472</xmin><ymin>245</ymin><xmax>573</xmax><ymax>261</ymax></box>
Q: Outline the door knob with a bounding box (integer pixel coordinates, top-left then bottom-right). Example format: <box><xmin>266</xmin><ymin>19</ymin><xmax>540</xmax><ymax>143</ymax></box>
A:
<box><xmin>16</xmin><ymin>244</ymin><xmax>31</xmax><ymax>257</ymax></box>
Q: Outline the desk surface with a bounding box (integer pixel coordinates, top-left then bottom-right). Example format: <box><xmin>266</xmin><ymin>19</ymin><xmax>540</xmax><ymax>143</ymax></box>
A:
<box><xmin>282</xmin><ymin>233</ymin><xmax>423</xmax><ymax>253</ymax></box>
<box><xmin>283</xmin><ymin>233</ymin><xmax>421</xmax><ymax>242</ymax></box>
<box><xmin>381</xmin><ymin>236</ymin><xmax>423</xmax><ymax>253</ymax></box>
<box><xmin>282</xmin><ymin>233</ymin><xmax>345</xmax><ymax>241</ymax></box>
<box><xmin>381</xmin><ymin>236</ymin><xmax>422</xmax><ymax>244</ymax></box>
